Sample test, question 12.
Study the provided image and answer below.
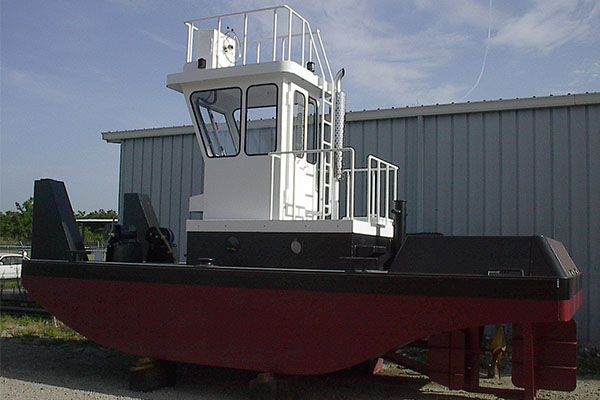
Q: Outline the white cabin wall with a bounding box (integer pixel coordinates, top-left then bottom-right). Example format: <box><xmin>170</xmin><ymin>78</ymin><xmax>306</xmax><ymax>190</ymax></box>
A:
<box><xmin>181</xmin><ymin>79</ymin><xmax>285</xmax><ymax>220</ymax></box>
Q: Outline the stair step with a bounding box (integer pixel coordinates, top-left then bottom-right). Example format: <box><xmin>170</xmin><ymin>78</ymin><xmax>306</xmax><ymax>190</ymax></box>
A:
<box><xmin>354</xmin><ymin>245</ymin><xmax>388</xmax><ymax>257</ymax></box>
<box><xmin>339</xmin><ymin>256</ymin><xmax>380</xmax><ymax>271</ymax></box>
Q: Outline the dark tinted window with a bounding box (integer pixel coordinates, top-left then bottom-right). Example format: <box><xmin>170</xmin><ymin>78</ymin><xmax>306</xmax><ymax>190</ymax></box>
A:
<box><xmin>293</xmin><ymin>91</ymin><xmax>306</xmax><ymax>157</ymax></box>
<box><xmin>307</xmin><ymin>97</ymin><xmax>319</xmax><ymax>164</ymax></box>
<box><xmin>245</xmin><ymin>84</ymin><xmax>278</xmax><ymax>155</ymax></box>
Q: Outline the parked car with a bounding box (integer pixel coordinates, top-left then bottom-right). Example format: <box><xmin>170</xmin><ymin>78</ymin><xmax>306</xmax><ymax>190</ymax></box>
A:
<box><xmin>0</xmin><ymin>253</ymin><xmax>29</xmax><ymax>280</ymax></box>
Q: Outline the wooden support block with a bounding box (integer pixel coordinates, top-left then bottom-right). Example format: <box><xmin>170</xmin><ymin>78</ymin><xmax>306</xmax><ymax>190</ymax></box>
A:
<box><xmin>129</xmin><ymin>358</ymin><xmax>177</xmax><ymax>392</ymax></box>
<box><xmin>347</xmin><ymin>357</ymin><xmax>384</xmax><ymax>376</ymax></box>
<box><xmin>248</xmin><ymin>372</ymin><xmax>297</xmax><ymax>400</ymax></box>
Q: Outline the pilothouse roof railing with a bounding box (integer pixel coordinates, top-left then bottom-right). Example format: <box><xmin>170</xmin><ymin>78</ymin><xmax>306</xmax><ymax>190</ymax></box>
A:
<box><xmin>183</xmin><ymin>5</ymin><xmax>334</xmax><ymax>84</ymax></box>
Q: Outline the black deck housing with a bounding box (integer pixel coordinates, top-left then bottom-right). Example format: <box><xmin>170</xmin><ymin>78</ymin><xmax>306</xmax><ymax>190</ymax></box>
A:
<box><xmin>187</xmin><ymin>231</ymin><xmax>391</xmax><ymax>269</ymax></box>
<box><xmin>390</xmin><ymin>235</ymin><xmax>579</xmax><ymax>279</ymax></box>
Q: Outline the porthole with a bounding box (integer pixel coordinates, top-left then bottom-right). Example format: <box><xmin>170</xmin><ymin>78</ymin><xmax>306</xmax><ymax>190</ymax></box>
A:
<box><xmin>290</xmin><ymin>239</ymin><xmax>302</xmax><ymax>255</ymax></box>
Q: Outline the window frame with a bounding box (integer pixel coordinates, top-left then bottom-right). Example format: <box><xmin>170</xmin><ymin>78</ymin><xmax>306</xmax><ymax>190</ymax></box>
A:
<box><xmin>189</xmin><ymin>86</ymin><xmax>243</xmax><ymax>158</ymax></box>
<box><xmin>244</xmin><ymin>83</ymin><xmax>279</xmax><ymax>157</ymax></box>
<box><xmin>292</xmin><ymin>90</ymin><xmax>307</xmax><ymax>159</ymax></box>
<box><xmin>306</xmin><ymin>96</ymin><xmax>319</xmax><ymax>164</ymax></box>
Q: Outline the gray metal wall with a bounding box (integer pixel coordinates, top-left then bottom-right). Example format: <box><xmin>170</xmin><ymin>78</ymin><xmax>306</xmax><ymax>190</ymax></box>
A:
<box><xmin>105</xmin><ymin>94</ymin><xmax>600</xmax><ymax>343</ymax></box>
<box><xmin>118</xmin><ymin>132</ymin><xmax>204</xmax><ymax>261</ymax></box>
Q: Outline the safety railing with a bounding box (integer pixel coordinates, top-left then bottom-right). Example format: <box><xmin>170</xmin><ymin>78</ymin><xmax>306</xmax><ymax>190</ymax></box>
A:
<box><xmin>269</xmin><ymin>148</ymin><xmax>399</xmax><ymax>226</ymax></box>
<box><xmin>366</xmin><ymin>155</ymin><xmax>398</xmax><ymax>226</ymax></box>
<box><xmin>184</xmin><ymin>5</ymin><xmax>334</xmax><ymax>84</ymax></box>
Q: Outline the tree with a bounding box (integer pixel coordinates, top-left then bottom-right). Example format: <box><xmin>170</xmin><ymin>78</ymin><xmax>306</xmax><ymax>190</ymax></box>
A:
<box><xmin>0</xmin><ymin>197</ymin><xmax>33</xmax><ymax>242</ymax></box>
<box><xmin>75</xmin><ymin>209</ymin><xmax>118</xmax><ymax>220</ymax></box>
<box><xmin>75</xmin><ymin>209</ymin><xmax>118</xmax><ymax>245</ymax></box>
<box><xmin>0</xmin><ymin>198</ymin><xmax>118</xmax><ymax>244</ymax></box>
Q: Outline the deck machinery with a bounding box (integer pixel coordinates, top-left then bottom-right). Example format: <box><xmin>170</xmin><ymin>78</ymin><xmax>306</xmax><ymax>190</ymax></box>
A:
<box><xmin>23</xmin><ymin>6</ymin><xmax>582</xmax><ymax>400</ymax></box>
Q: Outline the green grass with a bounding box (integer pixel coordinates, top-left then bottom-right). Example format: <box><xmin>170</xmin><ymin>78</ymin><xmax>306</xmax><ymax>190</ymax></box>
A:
<box><xmin>0</xmin><ymin>279</ymin><xmax>22</xmax><ymax>289</ymax></box>
<box><xmin>0</xmin><ymin>314</ymin><xmax>86</xmax><ymax>342</ymax></box>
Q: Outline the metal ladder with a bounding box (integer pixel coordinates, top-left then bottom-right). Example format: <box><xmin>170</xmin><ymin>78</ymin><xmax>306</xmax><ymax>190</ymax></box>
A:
<box><xmin>318</xmin><ymin>84</ymin><xmax>334</xmax><ymax>219</ymax></box>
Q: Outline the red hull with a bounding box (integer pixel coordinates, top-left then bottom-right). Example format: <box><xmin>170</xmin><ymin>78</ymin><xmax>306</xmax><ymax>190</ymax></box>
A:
<box><xmin>24</xmin><ymin>275</ymin><xmax>582</xmax><ymax>375</ymax></box>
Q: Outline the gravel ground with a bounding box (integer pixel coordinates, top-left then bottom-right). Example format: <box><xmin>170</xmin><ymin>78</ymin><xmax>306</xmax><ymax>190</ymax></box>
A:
<box><xmin>1</xmin><ymin>338</ymin><xmax>599</xmax><ymax>399</ymax></box>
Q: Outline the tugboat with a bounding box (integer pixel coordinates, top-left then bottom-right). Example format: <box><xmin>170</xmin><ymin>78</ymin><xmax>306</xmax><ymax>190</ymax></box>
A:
<box><xmin>23</xmin><ymin>6</ymin><xmax>582</xmax><ymax>399</ymax></box>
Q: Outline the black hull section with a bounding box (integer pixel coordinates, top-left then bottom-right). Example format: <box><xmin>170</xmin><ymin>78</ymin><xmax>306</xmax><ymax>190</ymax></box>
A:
<box><xmin>22</xmin><ymin>260</ymin><xmax>581</xmax><ymax>301</ymax></box>
<box><xmin>391</xmin><ymin>235</ymin><xmax>580</xmax><ymax>279</ymax></box>
<box><xmin>187</xmin><ymin>231</ymin><xmax>392</xmax><ymax>269</ymax></box>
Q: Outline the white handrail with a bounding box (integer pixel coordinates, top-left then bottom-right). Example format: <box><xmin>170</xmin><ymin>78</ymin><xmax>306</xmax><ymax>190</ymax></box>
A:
<box><xmin>272</xmin><ymin>9</ymin><xmax>278</xmax><ymax>61</ymax></box>
<box><xmin>270</xmin><ymin>149</ymin><xmax>399</xmax><ymax>223</ymax></box>
<box><xmin>366</xmin><ymin>155</ymin><xmax>399</xmax><ymax>227</ymax></box>
<box><xmin>183</xmin><ymin>5</ymin><xmax>334</xmax><ymax>85</ymax></box>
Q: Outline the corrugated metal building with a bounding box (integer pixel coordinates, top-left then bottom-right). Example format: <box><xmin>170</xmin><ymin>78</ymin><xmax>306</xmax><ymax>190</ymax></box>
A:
<box><xmin>103</xmin><ymin>92</ymin><xmax>600</xmax><ymax>343</ymax></box>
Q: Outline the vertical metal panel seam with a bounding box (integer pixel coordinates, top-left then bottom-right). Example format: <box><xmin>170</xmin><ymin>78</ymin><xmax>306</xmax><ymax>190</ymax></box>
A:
<box><xmin>149</xmin><ymin>139</ymin><xmax>154</xmax><ymax>200</ymax></box>
<box><xmin>498</xmin><ymin>113</ymin><xmax>503</xmax><ymax>235</ymax></box>
<box><xmin>361</xmin><ymin>120</ymin><xmax>366</xmax><ymax>161</ymax></box>
<box><xmin>466</xmin><ymin>114</ymin><xmax>471</xmax><ymax>234</ymax></box>
<box><xmin>118</xmin><ymin>145</ymin><xmax>124</xmax><ymax>215</ymax></box>
<box><xmin>567</xmin><ymin>107</ymin><xmax>572</xmax><ymax>248</ymax></box>
<box><xmin>532</xmin><ymin>109</ymin><xmax>537</xmax><ymax>232</ymax></box>
<box><xmin>139</xmin><ymin>138</ymin><xmax>145</xmax><ymax>190</ymax></box>
<box><xmin>130</xmin><ymin>140</ymin><xmax>135</xmax><ymax>191</ymax></box>
<box><xmin>167</xmin><ymin>136</ymin><xmax>174</xmax><ymax>228</ymax></box>
<box><xmin>387</xmin><ymin>119</ymin><xmax>393</xmax><ymax>206</ymax></box>
<box><xmin>434</xmin><ymin>116</ymin><xmax>439</xmax><ymax>232</ymax></box>
<box><xmin>158</xmin><ymin>137</ymin><xmax>164</xmax><ymax>220</ymax></box>
<box><xmin>416</xmin><ymin>115</ymin><xmax>424</xmax><ymax>231</ymax></box>
<box><xmin>404</xmin><ymin>118</ymin><xmax>410</xmax><ymax>203</ymax></box>
<box><xmin>482</xmin><ymin>115</ymin><xmax>487</xmax><ymax>234</ymax></box>
<box><xmin>515</xmin><ymin>110</ymin><xmax>520</xmax><ymax>234</ymax></box>
<box><xmin>550</xmin><ymin>108</ymin><xmax>555</xmax><ymax>236</ymax></box>
<box><xmin>179</xmin><ymin>136</ymin><xmax>185</xmax><ymax>260</ymax></box>
<box><xmin>450</xmin><ymin>115</ymin><xmax>455</xmax><ymax>233</ymax></box>
<box><xmin>190</xmin><ymin>136</ymin><xmax>195</xmax><ymax>198</ymax></box>
<box><xmin>584</xmin><ymin>105</ymin><xmax>591</xmax><ymax>342</ymax></box>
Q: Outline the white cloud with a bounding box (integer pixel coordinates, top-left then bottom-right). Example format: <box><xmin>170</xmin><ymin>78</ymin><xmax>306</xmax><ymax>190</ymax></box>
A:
<box><xmin>139</xmin><ymin>29</ymin><xmax>184</xmax><ymax>52</ymax></box>
<box><xmin>2</xmin><ymin>67</ymin><xmax>72</xmax><ymax>103</ymax></box>
<box><xmin>174</xmin><ymin>0</ymin><xmax>599</xmax><ymax>105</ymax></box>
<box><xmin>492</xmin><ymin>0</ymin><xmax>599</xmax><ymax>53</ymax></box>
<box><xmin>413</xmin><ymin>0</ymin><xmax>501</xmax><ymax>30</ymax></box>
<box><xmin>105</xmin><ymin>0</ymin><xmax>158</xmax><ymax>13</ymax></box>
<box><xmin>185</xmin><ymin>0</ymin><xmax>470</xmax><ymax>106</ymax></box>
<box><xmin>573</xmin><ymin>61</ymin><xmax>600</xmax><ymax>78</ymax></box>
<box><xmin>567</xmin><ymin>60</ymin><xmax>600</xmax><ymax>90</ymax></box>
<box><xmin>315</xmin><ymin>0</ymin><xmax>470</xmax><ymax>105</ymax></box>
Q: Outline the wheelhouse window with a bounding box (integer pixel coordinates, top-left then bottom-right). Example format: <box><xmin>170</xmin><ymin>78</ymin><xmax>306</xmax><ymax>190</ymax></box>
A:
<box><xmin>245</xmin><ymin>84</ymin><xmax>278</xmax><ymax>155</ymax></box>
<box><xmin>293</xmin><ymin>91</ymin><xmax>306</xmax><ymax>158</ymax></box>
<box><xmin>307</xmin><ymin>97</ymin><xmax>319</xmax><ymax>164</ymax></box>
<box><xmin>190</xmin><ymin>87</ymin><xmax>242</xmax><ymax>157</ymax></box>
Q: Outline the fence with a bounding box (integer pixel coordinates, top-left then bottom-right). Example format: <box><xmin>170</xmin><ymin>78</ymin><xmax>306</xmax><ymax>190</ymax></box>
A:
<box><xmin>0</xmin><ymin>244</ymin><xmax>107</xmax><ymax>262</ymax></box>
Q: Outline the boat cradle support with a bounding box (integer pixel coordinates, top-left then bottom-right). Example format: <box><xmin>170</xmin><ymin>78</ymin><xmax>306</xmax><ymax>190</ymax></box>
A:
<box><xmin>383</xmin><ymin>320</ymin><xmax>577</xmax><ymax>400</ymax></box>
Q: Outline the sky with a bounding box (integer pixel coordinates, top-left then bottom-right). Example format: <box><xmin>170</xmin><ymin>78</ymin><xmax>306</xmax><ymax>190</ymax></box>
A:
<box><xmin>1</xmin><ymin>0</ymin><xmax>599</xmax><ymax>212</ymax></box>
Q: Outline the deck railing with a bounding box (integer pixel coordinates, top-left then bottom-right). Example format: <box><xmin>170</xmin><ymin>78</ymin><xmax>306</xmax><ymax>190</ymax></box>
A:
<box><xmin>366</xmin><ymin>155</ymin><xmax>399</xmax><ymax>226</ymax></box>
<box><xmin>184</xmin><ymin>5</ymin><xmax>334</xmax><ymax>83</ymax></box>
<box><xmin>269</xmin><ymin>148</ymin><xmax>399</xmax><ymax>225</ymax></box>
<box><xmin>269</xmin><ymin>147</ymin><xmax>355</xmax><ymax>221</ymax></box>
<box><xmin>342</xmin><ymin>156</ymin><xmax>399</xmax><ymax>227</ymax></box>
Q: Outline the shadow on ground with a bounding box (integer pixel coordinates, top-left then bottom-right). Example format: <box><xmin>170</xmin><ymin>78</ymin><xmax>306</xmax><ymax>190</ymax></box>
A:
<box><xmin>0</xmin><ymin>338</ymin><xmax>537</xmax><ymax>399</ymax></box>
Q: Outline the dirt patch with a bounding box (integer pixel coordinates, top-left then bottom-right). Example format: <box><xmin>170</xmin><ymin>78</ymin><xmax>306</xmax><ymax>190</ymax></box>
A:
<box><xmin>1</xmin><ymin>338</ymin><xmax>600</xmax><ymax>400</ymax></box>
